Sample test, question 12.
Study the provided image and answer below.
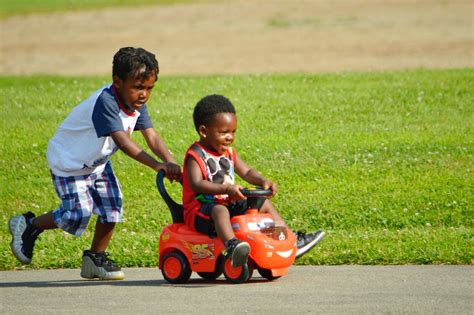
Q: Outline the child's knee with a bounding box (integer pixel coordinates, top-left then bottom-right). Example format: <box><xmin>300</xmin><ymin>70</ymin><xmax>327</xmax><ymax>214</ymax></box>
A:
<box><xmin>260</xmin><ymin>199</ymin><xmax>275</xmax><ymax>213</ymax></box>
<box><xmin>211</xmin><ymin>204</ymin><xmax>230</xmax><ymax>219</ymax></box>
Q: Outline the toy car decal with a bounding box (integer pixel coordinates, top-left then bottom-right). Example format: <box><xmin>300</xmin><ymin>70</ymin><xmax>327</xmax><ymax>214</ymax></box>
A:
<box><xmin>278</xmin><ymin>232</ymin><xmax>286</xmax><ymax>241</ymax></box>
<box><xmin>182</xmin><ymin>240</ymin><xmax>193</xmax><ymax>252</ymax></box>
<box><xmin>247</xmin><ymin>219</ymin><xmax>276</xmax><ymax>231</ymax></box>
<box><xmin>276</xmin><ymin>249</ymin><xmax>293</xmax><ymax>258</ymax></box>
<box><xmin>259</xmin><ymin>218</ymin><xmax>275</xmax><ymax>226</ymax></box>
<box><xmin>182</xmin><ymin>241</ymin><xmax>216</xmax><ymax>261</ymax></box>
<box><xmin>161</xmin><ymin>232</ymin><xmax>170</xmax><ymax>242</ymax></box>
<box><xmin>247</xmin><ymin>222</ymin><xmax>260</xmax><ymax>231</ymax></box>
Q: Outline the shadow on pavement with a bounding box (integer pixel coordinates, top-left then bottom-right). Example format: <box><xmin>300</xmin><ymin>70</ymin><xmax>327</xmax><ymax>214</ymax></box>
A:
<box><xmin>0</xmin><ymin>277</ymin><xmax>270</xmax><ymax>288</ymax></box>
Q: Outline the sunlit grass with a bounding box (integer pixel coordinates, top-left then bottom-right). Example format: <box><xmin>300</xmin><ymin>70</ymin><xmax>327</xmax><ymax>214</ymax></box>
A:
<box><xmin>0</xmin><ymin>0</ymin><xmax>216</xmax><ymax>19</ymax></box>
<box><xmin>1</xmin><ymin>69</ymin><xmax>472</xmax><ymax>269</ymax></box>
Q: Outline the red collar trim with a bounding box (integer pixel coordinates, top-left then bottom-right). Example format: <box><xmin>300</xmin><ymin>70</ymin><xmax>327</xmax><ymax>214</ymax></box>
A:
<box><xmin>112</xmin><ymin>85</ymin><xmax>136</xmax><ymax>117</ymax></box>
<box><xmin>195</xmin><ymin>141</ymin><xmax>230</xmax><ymax>157</ymax></box>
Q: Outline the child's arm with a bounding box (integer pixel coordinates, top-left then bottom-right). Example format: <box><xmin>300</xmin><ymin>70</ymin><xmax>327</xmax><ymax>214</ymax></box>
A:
<box><xmin>140</xmin><ymin>128</ymin><xmax>181</xmax><ymax>181</ymax></box>
<box><xmin>111</xmin><ymin>130</ymin><xmax>180</xmax><ymax>180</ymax></box>
<box><xmin>186</xmin><ymin>157</ymin><xmax>245</xmax><ymax>201</ymax></box>
<box><xmin>234</xmin><ymin>152</ymin><xmax>277</xmax><ymax>196</ymax></box>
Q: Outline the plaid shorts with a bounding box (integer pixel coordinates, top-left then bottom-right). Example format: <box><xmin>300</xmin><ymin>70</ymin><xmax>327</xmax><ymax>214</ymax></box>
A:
<box><xmin>51</xmin><ymin>162</ymin><xmax>123</xmax><ymax>236</ymax></box>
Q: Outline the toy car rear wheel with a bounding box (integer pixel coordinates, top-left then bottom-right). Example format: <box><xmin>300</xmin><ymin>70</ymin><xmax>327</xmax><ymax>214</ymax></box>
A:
<box><xmin>257</xmin><ymin>268</ymin><xmax>281</xmax><ymax>281</ymax></box>
<box><xmin>161</xmin><ymin>251</ymin><xmax>192</xmax><ymax>284</ymax></box>
<box><xmin>223</xmin><ymin>256</ymin><xmax>253</xmax><ymax>284</ymax></box>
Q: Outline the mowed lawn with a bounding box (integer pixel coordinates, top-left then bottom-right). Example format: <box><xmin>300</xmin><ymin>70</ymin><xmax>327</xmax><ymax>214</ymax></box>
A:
<box><xmin>0</xmin><ymin>69</ymin><xmax>472</xmax><ymax>269</ymax></box>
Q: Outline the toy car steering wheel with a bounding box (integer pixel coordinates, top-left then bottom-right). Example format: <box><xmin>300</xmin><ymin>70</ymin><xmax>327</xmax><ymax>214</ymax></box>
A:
<box><xmin>240</xmin><ymin>187</ymin><xmax>273</xmax><ymax>197</ymax></box>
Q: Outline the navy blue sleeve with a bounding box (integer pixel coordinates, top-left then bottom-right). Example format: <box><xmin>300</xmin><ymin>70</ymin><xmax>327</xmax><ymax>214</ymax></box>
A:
<box><xmin>92</xmin><ymin>90</ymin><xmax>124</xmax><ymax>137</ymax></box>
<box><xmin>135</xmin><ymin>104</ymin><xmax>154</xmax><ymax>130</ymax></box>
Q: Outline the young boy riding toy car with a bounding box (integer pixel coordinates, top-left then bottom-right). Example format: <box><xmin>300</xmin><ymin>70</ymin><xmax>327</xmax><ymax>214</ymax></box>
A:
<box><xmin>157</xmin><ymin>94</ymin><xmax>325</xmax><ymax>283</ymax></box>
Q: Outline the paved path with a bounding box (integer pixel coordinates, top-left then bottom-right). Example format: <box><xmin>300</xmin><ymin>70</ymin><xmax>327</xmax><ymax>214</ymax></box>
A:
<box><xmin>1</xmin><ymin>266</ymin><xmax>472</xmax><ymax>314</ymax></box>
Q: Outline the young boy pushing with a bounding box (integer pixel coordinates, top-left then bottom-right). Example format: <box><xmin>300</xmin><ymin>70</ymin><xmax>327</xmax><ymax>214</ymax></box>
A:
<box><xmin>9</xmin><ymin>47</ymin><xmax>181</xmax><ymax>280</ymax></box>
<box><xmin>183</xmin><ymin>94</ymin><xmax>324</xmax><ymax>267</ymax></box>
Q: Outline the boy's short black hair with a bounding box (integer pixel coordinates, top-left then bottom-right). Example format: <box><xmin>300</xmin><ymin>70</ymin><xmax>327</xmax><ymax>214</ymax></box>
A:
<box><xmin>113</xmin><ymin>47</ymin><xmax>159</xmax><ymax>80</ymax></box>
<box><xmin>193</xmin><ymin>94</ymin><xmax>236</xmax><ymax>131</ymax></box>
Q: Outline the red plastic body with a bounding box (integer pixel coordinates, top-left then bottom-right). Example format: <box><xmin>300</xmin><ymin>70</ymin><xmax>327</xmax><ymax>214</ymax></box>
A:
<box><xmin>159</xmin><ymin>209</ymin><xmax>296</xmax><ymax>279</ymax></box>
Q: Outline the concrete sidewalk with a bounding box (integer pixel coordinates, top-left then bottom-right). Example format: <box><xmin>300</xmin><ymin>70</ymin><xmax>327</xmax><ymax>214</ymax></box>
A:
<box><xmin>1</xmin><ymin>265</ymin><xmax>472</xmax><ymax>314</ymax></box>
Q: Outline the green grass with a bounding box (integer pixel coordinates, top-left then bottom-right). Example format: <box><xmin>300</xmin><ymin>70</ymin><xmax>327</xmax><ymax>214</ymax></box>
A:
<box><xmin>0</xmin><ymin>0</ymin><xmax>215</xmax><ymax>19</ymax></box>
<box><xmin>1</xmin><ymin>69</ymin><xmax>473</xmax><ymax>269</ymax></box>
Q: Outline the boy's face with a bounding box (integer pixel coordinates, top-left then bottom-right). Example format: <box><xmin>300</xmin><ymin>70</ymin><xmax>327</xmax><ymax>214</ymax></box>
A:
<box><xmin>199</xmin><ymin>113</ymin><xmax>237</xmax><ymax>155</ymax></box>
<box><xmin>112</xmin><ymin>71</ymin><xmax>157</xmax><ymax>111</ymax></box>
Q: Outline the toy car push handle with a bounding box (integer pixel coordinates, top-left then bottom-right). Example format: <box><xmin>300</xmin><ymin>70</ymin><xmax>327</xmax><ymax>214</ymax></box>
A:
<box><xmin>156</xmin><ymin>170</ymin><xmax>185</xmax><ymax>223</ymax></box>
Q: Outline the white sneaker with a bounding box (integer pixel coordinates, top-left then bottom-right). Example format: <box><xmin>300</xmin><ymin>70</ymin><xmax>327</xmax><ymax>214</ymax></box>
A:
<box><xmin>9</xmin><ymin>211</ymin><xmax>42</xmax><ymax>264</ymax></box>
<box><xmin>81</xmin><ymin>250</ymin><xmax>125</xmax><ymax>280</ymax></box>
<box><xmin>295</xmin><ymin>230</ymin><xmax>325</xmax><ymax>259</ymax></box>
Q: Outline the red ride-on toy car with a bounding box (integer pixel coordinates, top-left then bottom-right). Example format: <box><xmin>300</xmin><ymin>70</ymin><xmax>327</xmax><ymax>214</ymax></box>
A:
<box><xmin>156</xmin><ymin>170</ymin><xmax>297</xmax><ymax>284</ymax></box>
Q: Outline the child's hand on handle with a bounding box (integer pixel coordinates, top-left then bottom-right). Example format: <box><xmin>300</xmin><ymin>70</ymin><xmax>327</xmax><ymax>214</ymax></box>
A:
<box><xmin>262</xmin><ymin>180</ymin><xmax>278</xmax><ymax>197</ymax></box>
<box><xmin>226</xmin><ymin>184</ymin><xmax>246</xmax><ymax>201</ymax></box>
<box><xmin>160</xmin><ymin>162</ymin><xmax>182</xmax><ymax>182</ymax></box>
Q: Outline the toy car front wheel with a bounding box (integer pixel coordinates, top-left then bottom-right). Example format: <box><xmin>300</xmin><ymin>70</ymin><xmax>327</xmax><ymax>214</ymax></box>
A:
<box><xmin>161</xmin><ymin>251</ymin><xmax>192</xmax><ymax>284</ymax></box>
<box><xmin>223</xmin><ymin>256</ymin><xmax>253</xmax><ymax>284</ymax></box>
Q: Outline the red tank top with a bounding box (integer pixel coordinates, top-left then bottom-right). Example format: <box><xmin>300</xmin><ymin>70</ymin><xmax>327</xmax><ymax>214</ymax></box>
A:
<box><xmin>182</xmin><ymin>142</ymin><xmax>236</xmax><ymax>229</ymax></box>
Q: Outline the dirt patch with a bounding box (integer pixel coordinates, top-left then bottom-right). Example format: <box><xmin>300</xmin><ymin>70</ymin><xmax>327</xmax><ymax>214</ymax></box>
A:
<box><xmin>0</xmin><ymin>0</ymin><xmax>472</xmax><ymax>75</ymax></box>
